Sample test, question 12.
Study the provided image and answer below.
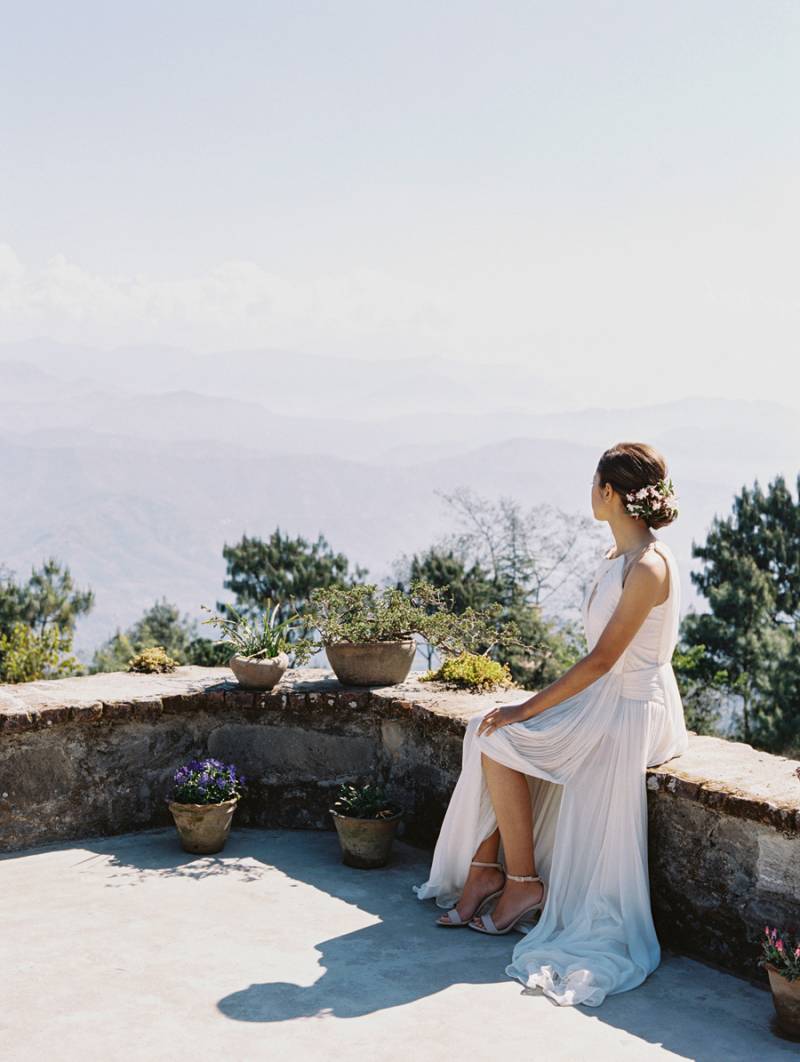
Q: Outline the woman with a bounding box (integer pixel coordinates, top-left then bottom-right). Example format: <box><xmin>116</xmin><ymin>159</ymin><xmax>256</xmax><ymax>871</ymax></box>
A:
<box><xmin>413</xmin><ymin>441</ymin><xmax>690</xmax><ymax>1008</ymax></box>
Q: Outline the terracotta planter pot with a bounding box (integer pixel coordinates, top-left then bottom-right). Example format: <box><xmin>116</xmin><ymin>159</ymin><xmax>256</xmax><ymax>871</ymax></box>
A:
<box><xmin>324</xmin><ymin>639</ymin><xmax>416</xmax><ymax>686</ymax></box>
<box><xmin>168</xmin><ymin>797</ymin><xmax>239</xmax><ymax>854</ymax></box>
<box><xmin>765</xmin><ymin>962</ymin><xmax>800</xmax><ymax>1036</ymax></box>
<box><xmin>330</xmin><ymin>808</ymin><xmax>403</xmax><ymax>868</ymax></box>
<box><xmin>228</xmin><ymin>652</ymin><xmax>289</xmax><ymax>690</ymax></box>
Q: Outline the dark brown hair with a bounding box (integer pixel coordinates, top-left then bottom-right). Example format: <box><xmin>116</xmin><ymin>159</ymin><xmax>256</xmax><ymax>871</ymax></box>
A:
<box><xmin>596</xmin><ymin>442</ymin><xmax>676</xmax><ymax>529</ymax></box>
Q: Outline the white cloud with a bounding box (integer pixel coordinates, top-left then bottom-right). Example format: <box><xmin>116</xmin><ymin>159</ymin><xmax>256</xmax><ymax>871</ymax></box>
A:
<box><xmin>0</xmin><ymin>243</ymin><xmax>449</xmax><ymax>356</ymax></box>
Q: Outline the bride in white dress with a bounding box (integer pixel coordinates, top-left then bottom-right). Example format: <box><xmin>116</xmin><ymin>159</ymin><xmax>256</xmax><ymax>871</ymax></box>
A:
<box><xmin>413</xmin><ymin>441</ymin><xmax>690</xmax><ymax>1008</ymax></box>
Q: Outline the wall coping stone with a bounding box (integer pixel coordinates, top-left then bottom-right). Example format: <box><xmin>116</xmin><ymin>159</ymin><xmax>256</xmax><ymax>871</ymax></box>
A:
<box><xmin>2</xmin><ymin>666</ymin><xmax>798</xmax><ymax>835</ymax></box>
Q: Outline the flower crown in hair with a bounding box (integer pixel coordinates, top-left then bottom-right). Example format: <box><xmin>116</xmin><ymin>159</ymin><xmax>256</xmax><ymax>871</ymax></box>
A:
<box><xmin>624</xmin><ymin>476</ymin><xmax>679</xmax><ymax>523</ymax></box>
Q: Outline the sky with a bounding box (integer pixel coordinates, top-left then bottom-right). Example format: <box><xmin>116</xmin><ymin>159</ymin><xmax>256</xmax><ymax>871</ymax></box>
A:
<box><xmin>1</xmin><ymin>1</ymin><xmax>798</xmax><ymax>405</ymax></box>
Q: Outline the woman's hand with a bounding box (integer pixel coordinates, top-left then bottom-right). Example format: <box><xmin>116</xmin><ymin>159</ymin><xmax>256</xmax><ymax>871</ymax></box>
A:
<box><xmin>476</xmin><ymin>701</ymin><xmax>532</xmax><ymax>737</ymax></box>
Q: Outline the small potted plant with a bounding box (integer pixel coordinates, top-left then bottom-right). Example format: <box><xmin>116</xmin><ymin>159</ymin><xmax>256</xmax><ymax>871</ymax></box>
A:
<box><xmin>329</xmin><ymin>781</ymin><xmax>403</xmax><ymax>868</ymax></box>
<box><xmin>306</xmin><ymin>579</ymin><xmax>523</xmax><ymax>688</ymax></box>
<box><xmin>760</xmin><ymin>925</ymin><xmax>800</xmax><ymax>1036</ymax></box>
<box><xmin>201</xmin><ymin>600</ymin><xmax>318</xmax><ymax>690</ymax></box>
<box><xmin>167</xmin><ymin>757</ymin><xmax>247</xmax><ymax>854</ymax></box>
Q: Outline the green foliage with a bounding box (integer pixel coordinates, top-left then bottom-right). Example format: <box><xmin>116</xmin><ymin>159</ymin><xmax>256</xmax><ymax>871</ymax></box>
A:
<box><xmin>681</xmin><ymin>473</ymin><xmax>800</xmax><ymax>754</ymax></box>
<box><xmin>0</xmin><ymin>559</ymin><xmax>91</xmax><ymax>683</ymax></box>
<box><xmin>404</xmin><ymin>548</ymin><xmax>498</xmax><ymax>613</ymax></box>
<box><xmin>670</xmin><ymin>642</ymin><xmax>728</xmax><ymax>736</ymax></box>
<box><xmin>0</xmin><ymin>558</ymin><xmax>94</xmax><ymax>638</ymax></box>
<box><xmin>184</xmin><ymin>636</ymin><xmax>232</xmax><ymax>667</ymax></box>
<box><xmin>93</xmin><ymin>598</ymin><xmax>226</xmax><ymax>672</ymax></box>
<box><xmin>420</xmin><ymin>651</ymin><xmax>514</xmax><ymax>692</ymax></box>
<box><xmin>220</xmin><ymin>528</ymin><xmax>368</xmax><ymax>625</ymax></box>
<box><xmin>0</xmin><ymin>622</ymin><xmax>82</xmax><ymax>683</ymax></box>
<box><xmin>395</xmin><ymin>542</ymin><xmax>586</xmax><ymax>689</ymax></box>
<box><xmin>127</xmin><ymin>646</ymin><xmax>179</xmax><ymax>673</ymax></box>
<box><xmin>200</xmin><ymin>601</ymin><xmax>318</xmax><ymax>664</ymax></box>
<box><xmin>306</xmin><ymin>578</ymin><xmax>524</xmax><ymax>657</ymax></box>
<box><xmin>330</xmin><ymin>782</ymin><xmax>400</xmax><ymax>820</ymax></box>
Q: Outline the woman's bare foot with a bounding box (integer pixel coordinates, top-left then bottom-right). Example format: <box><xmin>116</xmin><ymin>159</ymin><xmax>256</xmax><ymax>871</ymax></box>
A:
<box><xmin>469</xmin><ymin>877</ymin><xmax>544</xmax><ymax>931</ymax></box>
<box><xmin>436</xmin><ymin>863</ymin><xmax>505</xmax><ymax>925</ymax></box>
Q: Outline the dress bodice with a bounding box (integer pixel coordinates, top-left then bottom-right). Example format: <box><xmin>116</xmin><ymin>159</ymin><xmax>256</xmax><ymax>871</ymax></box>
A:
<box><xmin>581</xmin><ymin>541</ymin><xmax>681</xmax><ymax>702</ymax></box>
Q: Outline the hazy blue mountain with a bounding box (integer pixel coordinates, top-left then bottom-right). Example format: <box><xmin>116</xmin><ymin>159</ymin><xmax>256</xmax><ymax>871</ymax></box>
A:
<box><xmin>2</xmin><ymin>341</ymin><xmax>798</xmax><ymax>658</ymax></box>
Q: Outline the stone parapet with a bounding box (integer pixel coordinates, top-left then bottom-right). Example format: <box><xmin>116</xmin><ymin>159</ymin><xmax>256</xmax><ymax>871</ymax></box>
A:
<box><xmin>1</xmin><ymin>666</ymin><xmax>798</xmax><ymax>981</ymax></box>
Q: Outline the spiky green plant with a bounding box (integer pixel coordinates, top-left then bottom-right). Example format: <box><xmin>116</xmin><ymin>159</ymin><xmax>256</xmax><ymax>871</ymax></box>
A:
<box><xmin>201</xmin><ymin>601</ymin><xmax>317</xmax><ymax>664</ymax></box>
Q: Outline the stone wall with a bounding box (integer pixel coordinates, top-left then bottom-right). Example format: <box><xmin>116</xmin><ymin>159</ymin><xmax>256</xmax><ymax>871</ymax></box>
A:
<box><xmin>2</xmin><ymin>666</ymin><xmax>799</xmax><ymax>982</ymax></box>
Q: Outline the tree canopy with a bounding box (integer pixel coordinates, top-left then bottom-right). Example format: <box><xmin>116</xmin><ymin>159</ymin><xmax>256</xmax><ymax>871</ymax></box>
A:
<box><xmin>680</xmin><ymin>473</ymin><xmax>800</xmax><ymax>754</ymax></box>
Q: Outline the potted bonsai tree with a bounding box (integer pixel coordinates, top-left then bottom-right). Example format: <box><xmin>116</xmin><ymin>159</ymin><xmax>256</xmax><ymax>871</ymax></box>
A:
<box><xmin>760</xmin><ymin>925</ymin><xmax>800</xmax><ymax>1036</ymax></box>
<box><xmin>329</xmin><ymin>781</ymin><xmax>403</xmax><ymax>868</ymax></box>
<box><xmin>201</xmin><ymin>600</ymin><xmax>317</xmax><ymax>690</ymax></box>
<box><xmin>306</xmin><ymin>578</ymin><xmax>523</xmax><ymax>688</ymax></box>
<box><xmin>167</xmin><ymin>757</ymin><xmax>247</xmax><ymax>854</ymax></box>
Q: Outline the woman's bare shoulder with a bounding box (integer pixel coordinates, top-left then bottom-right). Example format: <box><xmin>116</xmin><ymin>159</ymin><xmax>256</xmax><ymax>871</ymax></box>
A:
<box><xmin>623</xmin><ymin>543</ymin><xmax>669</xmax><ymax>598</ymax></box>
<box><xmin>620</xmin><ymin>547</ymin><xmax>671</xmax><ymax>607</ymax></box>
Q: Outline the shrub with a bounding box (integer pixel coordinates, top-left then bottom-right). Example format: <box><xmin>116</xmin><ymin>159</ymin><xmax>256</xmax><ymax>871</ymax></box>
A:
<box><xmin>420</xmin><ymin>651</ymin><xmax>514</xmax><ymax>692</ymax></box>
<box><xmin>127</xmin><ymin>646</ymin><xmax>179</xmax><ymax>673</ymax></box>
<box><xmin>0</xmin><ymin>622</ymin><xmax>82</xmax><ymax>683</ymax></box>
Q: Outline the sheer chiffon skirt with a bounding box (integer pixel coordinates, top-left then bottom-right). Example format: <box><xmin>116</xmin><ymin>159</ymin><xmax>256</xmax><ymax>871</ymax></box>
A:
<box><xmin>412</xmin><ymin>668</ymin><xmax>689</xmax><ymax>1008</ymax></box>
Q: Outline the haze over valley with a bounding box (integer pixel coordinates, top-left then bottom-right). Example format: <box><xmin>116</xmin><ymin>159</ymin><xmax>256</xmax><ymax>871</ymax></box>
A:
<box><xmin>2</xmin><ymin>340</ymin><xmax>797</xmax><ymax>656</ymax></box>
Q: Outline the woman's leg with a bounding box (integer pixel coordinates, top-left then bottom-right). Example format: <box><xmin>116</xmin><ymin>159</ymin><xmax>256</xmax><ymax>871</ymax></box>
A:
<box><xmin>470</xmin><ymin>752</ymin><xmax>544</xmax><ymax>930</ymax></box>
<box><xmin>435</xmin><ymin>825</ymin><xmax>504</xmax><ymax>924</ymax></box>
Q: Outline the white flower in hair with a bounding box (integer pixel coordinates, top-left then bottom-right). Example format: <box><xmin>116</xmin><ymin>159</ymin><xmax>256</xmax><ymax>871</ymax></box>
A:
<box><xmin>624</xmin><ymin>476</ymin><xmax>679</xmax><ymax>523</ymax></box>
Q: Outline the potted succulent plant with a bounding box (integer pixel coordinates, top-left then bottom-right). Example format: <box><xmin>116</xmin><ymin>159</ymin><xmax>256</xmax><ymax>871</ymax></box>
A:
<box><xmin>306</xmin><ymin>579</ymin><xmax>522</xmax><ymax>688</ymax></box>
<box><xmin>201</xmin><ymin>600</ymin><xmax>317</xmax><ymax>690</ymax></box>
<box><xmin>167</xmin><ymin>757</ymin><xmax>247</xmax><ymax>854</ymax></box>
<box><xmin>329</xmin><ymin>781</ymin><xmax>403</xmax><ymax>868</ymax></box>
<box><xmin>760</xmin><ymin>925</ymin><xmax>800</xmax><ymax>1036</ymax></box>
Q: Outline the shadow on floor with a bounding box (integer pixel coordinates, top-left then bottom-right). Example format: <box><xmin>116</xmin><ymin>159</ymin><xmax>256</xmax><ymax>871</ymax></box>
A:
<box><xmin>12</xmin><ymin>825</ymin><xmax>789</xmax><ymax>1061</ymax></box>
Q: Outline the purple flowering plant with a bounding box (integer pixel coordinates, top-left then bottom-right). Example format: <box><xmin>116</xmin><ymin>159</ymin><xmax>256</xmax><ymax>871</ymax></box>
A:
<box><xmin>760</xmin><ymin>925</ymin><xmax>800</xmax><ymax>981</ymax></box>
<box><xmin>169</xmin><ymin>757</ymin><xmax>247</xmax><ymax>806</ymax></box>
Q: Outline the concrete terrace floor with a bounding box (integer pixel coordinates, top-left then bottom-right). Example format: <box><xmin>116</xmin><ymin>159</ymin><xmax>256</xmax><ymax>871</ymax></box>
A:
<box><xmin>3</xmin><ymin>829</ymin><xmax>797</xmax><ymax>1062</ymax></box>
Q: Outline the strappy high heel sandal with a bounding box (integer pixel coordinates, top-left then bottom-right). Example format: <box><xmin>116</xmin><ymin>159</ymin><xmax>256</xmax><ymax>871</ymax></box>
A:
<box><xmin>436</xmin><ymin>860</ymin><xmax>506</xmax><ymax>927</ymax></box>
<box><xmin>467</xmin><ymin>872</ymin><xmax>547</xmax><ymax>935</ymax></box>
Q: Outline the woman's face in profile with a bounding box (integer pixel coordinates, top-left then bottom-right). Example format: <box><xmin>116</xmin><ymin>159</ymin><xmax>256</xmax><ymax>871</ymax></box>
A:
<box><xmin>591</xmin><ymin>469</ymin><xmax>607</xmax><ymax>521</ymax></box>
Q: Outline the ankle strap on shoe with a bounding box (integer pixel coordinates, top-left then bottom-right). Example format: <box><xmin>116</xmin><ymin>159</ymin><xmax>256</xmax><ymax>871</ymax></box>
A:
<box><xmin>470</xmin><ymin>860</ymin><xmax>503</xmax><ymax>869</ymax></box>
<box><xmin>505</xmin><ymin>872</ymin><xmax>542</xmax><ymax>882</ymax></box>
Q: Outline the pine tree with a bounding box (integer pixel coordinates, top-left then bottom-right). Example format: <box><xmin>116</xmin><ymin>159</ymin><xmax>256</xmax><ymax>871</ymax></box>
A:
<box><xmin>682</xmin><ymin>473</ymin><xmax>800</xmax><ymax>752</ymax></box>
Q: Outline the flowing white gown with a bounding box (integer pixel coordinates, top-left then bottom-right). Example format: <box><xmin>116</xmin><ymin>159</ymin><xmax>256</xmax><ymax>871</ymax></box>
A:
<box><xmin>412</xmin><ymin>539</ymin><xmax>690</xmax><ymax>1008</ymax></box>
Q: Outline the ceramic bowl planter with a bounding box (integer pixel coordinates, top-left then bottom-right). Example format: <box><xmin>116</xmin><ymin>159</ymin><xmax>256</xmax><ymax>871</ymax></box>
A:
<box><xmin>168</xmin><ymin>796</ymin><xmax>239</xmax><ymax>854</ymax></box>
<box><xmin>324</xmin><ymin>638</ymin><xmax>416</xmax><ymax>687</ymax></box>
<box><xmin>228</xmin><ymin>651</ymin><xmax>289</xmax><ymax>690</ymax></box>
<box><xmin>330</xmin><ymin>783</ymin><xmax>403</xmax><ymax>868</ymax></box>
<box><xmin>167</xmin><ymin>757</ymin><xmax>247</xmax><ymax>855</ymax></box>
<box><xmin>764</xmin><ymin>963</ymin><xmax>800</xmax><ymax>1037</ymax></box>
<box><xmin>201</xmin><ymin>600</ymin><xmax>318</xmax><ymax>687</ymax></box>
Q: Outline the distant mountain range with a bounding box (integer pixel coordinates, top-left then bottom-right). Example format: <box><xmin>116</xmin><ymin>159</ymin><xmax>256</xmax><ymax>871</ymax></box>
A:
<box><xmin>2</xmin><ymin>340</ymin><xmax>798</xmax><ymax>657</ymax></box>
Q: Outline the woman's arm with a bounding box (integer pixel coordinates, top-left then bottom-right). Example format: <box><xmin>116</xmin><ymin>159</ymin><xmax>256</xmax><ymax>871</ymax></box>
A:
<box><xmin>477</xmin><ymin>550</ymin><xmax>669</xmax><ymax>737</ymax></box>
